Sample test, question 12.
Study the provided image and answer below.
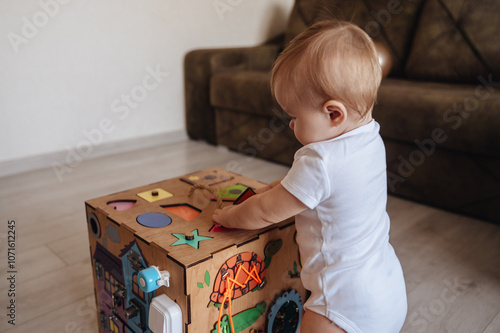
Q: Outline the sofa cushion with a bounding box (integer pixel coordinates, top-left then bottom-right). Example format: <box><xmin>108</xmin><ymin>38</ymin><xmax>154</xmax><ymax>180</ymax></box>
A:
<box><xmin>210</xmin><ymin>70</ymin><xmax>277</xmax><ymax>117</ymax></box>
<box><xmin>385</xmin><ymin>138</ymin><xmax>500</xmax><ymax>223</ymax></box>
<box><xmin>375</xmin><ymin>78</ymin><xmax>500</xmax><ymax>157</ymax></box>
<box><xmin>212</xmin><ymin>73</ymin><xmax>500</xmax><ymax>157</ymax></box>
<box><xmin>215</xmin><ymin>108</ymin><xmax>301</xmax><ymax>166</ymax></box>
<box><xmin>211</xmin><ymin>70</ymin><xmax>301</xmax><ymax>165</ymax></box>
<box><xmin>405</xmin><ymin>0</ymin><xmax>500</xmax><ymax>83</ymax></box>
<box><xmin>284</xmin><ymin>0</ymin><xmax>425</xmax><ymax>76</ymax></box>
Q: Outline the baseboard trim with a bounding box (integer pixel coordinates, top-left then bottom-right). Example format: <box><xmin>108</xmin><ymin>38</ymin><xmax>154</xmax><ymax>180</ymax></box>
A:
<box><xmin>0</xmin><ymin>130</ymin><xmax>188</xmax><ymax>179</ymax></box>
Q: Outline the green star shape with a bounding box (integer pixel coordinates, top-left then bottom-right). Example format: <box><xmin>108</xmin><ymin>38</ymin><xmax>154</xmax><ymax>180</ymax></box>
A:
<box><xmin>171</xmin><ymin>229</ymin><xmax>213</xmax><ymax>249</ymax></box>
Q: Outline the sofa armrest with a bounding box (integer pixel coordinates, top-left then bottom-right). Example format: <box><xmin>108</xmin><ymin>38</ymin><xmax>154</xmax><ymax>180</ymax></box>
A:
<box><xmin>184</xmin><ymin>44</ymin><xmax>281</xmax><ymax>144</ymax></box>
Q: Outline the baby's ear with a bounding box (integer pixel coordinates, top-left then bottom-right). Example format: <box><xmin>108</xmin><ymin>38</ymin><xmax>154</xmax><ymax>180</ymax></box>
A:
<box><xmin>323</xmin><ymin>100</ymin><xmax>347</xmax><ymax>126</ymax></box>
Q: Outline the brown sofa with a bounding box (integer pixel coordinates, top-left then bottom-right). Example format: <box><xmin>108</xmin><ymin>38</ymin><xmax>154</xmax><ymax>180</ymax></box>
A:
<box><xmin>184</xmin><ymin>0</ymin><xmax>500</xmax><ymax>223</ymax></box>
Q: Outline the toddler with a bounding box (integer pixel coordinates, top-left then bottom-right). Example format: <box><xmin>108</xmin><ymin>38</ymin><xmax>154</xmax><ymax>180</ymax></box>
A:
<box><xmin>212</xmin><ymin>20</ymin><xmax>407</xmax><ymax>333</ymax></box>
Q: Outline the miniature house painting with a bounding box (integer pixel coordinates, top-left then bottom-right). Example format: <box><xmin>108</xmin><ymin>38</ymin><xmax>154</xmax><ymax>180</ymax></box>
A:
<box><xmin>94</xmin><ymin>240</ymin><xmax>152</xmax><ymax>333</ymax></box>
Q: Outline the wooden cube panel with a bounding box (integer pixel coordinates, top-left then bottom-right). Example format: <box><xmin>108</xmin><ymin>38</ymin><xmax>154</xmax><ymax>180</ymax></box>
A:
<box><xmin>85</xmin><ymin>168</ymin><xmax>306</xmax><ymax>333</ymax></box>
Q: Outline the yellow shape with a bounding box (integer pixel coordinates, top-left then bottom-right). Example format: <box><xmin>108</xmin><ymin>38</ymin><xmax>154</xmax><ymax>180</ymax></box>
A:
<box><xmin>137</xmin><ymin>188</ymin><xmax>173</xmax><ymax>202</ymax></box>
<box><xmin>188</xmin><ymin>176</ymin><xmax>199</xmax><ymax>181</ymax></box>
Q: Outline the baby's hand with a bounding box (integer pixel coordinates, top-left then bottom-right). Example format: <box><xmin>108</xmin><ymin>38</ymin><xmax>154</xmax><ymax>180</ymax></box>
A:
<box><xmin>212</xmin><ymin>205</ymin><xmax>236</xmax><ymax>228</ymax></box>
<box><xmin>214</xmin><ymin>182</ymin><xmax>306</xmax><ymax>231</ymax></box>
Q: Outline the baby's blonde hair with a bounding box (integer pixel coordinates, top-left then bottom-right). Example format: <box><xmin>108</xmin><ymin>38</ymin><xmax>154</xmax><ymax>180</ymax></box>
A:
<box><xmin>271</xmin><ymin>20</ymin><xmax>382</xmax><ymax>119</ymax></box>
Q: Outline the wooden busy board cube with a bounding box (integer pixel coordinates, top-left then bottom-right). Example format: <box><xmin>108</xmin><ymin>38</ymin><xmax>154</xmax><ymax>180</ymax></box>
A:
<box><xmin>85</xmin><ymin>168</ymin><xmax>306</xmax><ymax>333</ymax></box>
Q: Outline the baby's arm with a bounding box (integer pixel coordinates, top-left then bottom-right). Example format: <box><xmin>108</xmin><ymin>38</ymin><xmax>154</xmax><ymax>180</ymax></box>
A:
<box><xmin>255</xmin><ymin>177</ymin><xmax>283</xmax><ymax>194</ymax></box>
<box><xmin>212</xmin><ymin>183</ymin><xmax>306</xmax><ymax>230</ymax></box>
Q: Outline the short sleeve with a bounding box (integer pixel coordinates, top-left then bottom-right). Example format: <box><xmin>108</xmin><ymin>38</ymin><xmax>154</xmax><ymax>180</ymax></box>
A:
<box><xmin>281</xmin><ymin>148</ymin><xmax>330</xmax><ymax>209</ymax></box>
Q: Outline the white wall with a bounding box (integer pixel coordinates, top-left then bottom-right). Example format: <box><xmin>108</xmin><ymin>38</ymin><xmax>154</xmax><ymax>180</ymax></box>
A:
<box><xmin>0</xmin><ymin>0</ymin><xmax>294</xmax><ymax>173</ymax></box>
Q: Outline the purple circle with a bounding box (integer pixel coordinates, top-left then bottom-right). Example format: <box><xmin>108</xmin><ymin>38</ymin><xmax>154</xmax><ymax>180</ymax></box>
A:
<box><xmin>137</xmin><ymin>212</ymin><xmax>172</xmax><ymax>228</ymax></box>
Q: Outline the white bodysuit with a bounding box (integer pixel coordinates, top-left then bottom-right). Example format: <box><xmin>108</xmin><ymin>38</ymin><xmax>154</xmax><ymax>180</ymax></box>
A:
<box><xmin>281</xmin><ymin>120</ymin><xmax>407</xmax><ymax>333</ymax></box>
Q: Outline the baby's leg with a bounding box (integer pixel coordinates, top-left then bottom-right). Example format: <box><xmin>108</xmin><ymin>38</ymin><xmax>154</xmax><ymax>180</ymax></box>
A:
<box><xmin>300</xmin><ymin>310</ymin><xmax>346</xmax><ymax>333</ymax></box>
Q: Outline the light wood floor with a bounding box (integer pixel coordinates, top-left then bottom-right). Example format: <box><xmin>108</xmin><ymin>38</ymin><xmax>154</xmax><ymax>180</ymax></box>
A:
<box><xmin>1</xmin><ymin>139</ymin><xmax>499</xmax><ymax>333</ymax></box>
